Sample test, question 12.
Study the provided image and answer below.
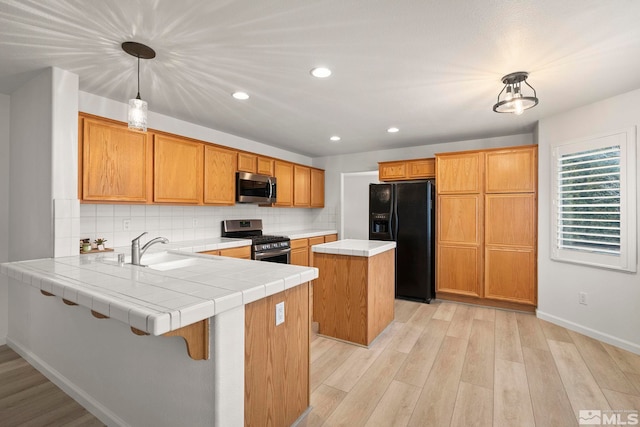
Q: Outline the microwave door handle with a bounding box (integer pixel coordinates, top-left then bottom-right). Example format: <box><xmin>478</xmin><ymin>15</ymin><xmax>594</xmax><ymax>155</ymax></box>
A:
<box><xmin>268</xmin><ymin>178</ymin><xmax>273</xmax><ymax>199</ymax></box>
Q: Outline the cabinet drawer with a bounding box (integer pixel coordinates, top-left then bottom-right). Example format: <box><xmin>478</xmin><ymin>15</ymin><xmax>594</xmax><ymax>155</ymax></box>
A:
<box><xmin>290</xmin><ymin>238</ymin><xmax>309</xmax><ymax>249</ymax></box>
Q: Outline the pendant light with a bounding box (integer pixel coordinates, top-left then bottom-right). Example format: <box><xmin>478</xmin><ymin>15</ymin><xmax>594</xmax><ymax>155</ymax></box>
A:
<box><xmin>492</xmin><ymin>71</ymin><xmax>538</xmax><ymax>115</ymax></box>
<box><xmin>122</xmin><ymin>41</ymin><xmax>156</xmax><ymax>131</ymax></box>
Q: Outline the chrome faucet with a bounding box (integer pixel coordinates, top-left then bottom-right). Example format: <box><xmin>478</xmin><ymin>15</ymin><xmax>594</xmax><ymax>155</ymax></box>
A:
<box><xmin>131</xmin><ymin>232</ymin><xmax>169</xmax><ymax>266</ymax></box>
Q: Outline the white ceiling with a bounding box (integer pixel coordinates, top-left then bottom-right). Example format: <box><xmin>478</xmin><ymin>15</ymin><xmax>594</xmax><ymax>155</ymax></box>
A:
<box><xmin>1</xmin><ymin>1</ymin><xmax>640</xmax><ymax>157</ymax></box>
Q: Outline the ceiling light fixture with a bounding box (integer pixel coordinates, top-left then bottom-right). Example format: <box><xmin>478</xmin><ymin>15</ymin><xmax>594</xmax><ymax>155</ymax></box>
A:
<box><xmin>232</xmin><ymin>91</ymin><xmax>249</xmax><ymax>100</ymax></box>
<box><xmin>387</xmin><ymin>127</ymin><xmax>399</xmax><ymax>133</ymax></box>
<box><xmin>122</xmin><ymin>41</ymin><xmax>156</xmax><ymax>131</ymax></box>
<box><xmin>311</xmin><ymin>67</ymin><xmax>332</xmax><ymax>78</ymax></box>
<box><xmin>330</xmin><ymin>136</ymin><xmax>341</xmax><ymax>142</ymax></box>
<box><xmin>492</xmin><ymin>71</ymin><xmax>538</xmax><ymax>115</ymax></box>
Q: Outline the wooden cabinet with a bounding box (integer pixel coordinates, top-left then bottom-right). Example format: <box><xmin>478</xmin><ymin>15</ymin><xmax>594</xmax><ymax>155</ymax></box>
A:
<box><xmin>79</xmin><ymin>116</ymin><xmax>152</xmax><ymax>203</ymax></box>
<box><xmin>237</xmin><ymin>152</ymin><xmax>257</xmax><ymax>173</ymax></box>
<box><xmin>154</xmin><ymin>135</ymin><xmax>203</xmax><ymax>204</ymax></box>
<box><xmin>290</xmin><ymin>238</ymin><xmax>310</xmax><ymax>266</ymax></box>
<box><xmin>199</xmin><ymin>245</ymin><xmax>251</xmax><ymax>259</ymax></box>
<box><xmin>485</xmin><ymin>146</ymin><xmax>537</xmax><ymax>193</ymax></box>
<box><xmin>310</xmin><ymin>168</ymin><xmax>325</xmax><ymax>208</ymax></box>
<box><xmin>294</xmin><ymin>166</ymin><xmax>311</xmax><ymax>207</ymax></box>
<box><xmin>204</xmin><ymin>145</ymin><xmax>236</xmax><ymax>205</ymax></box>
<box><xmin>436</xmin><ymin>152</ymin><xmax>482</xmax><ymax>194</ymax></box>
<box><xmin>274</xmin><ymin>161</ymin><xmax>293</xmax><ymax>207</ymax></box>
<box><xmin>435</xmin><ymin>145</ymin><xmax>537</xmax><ymax>309</ymax></box>
<box><xmin>378</xmin><ymin>158</ymin><xmax>435</xmax><ymax>181</ymax></box>
<box><xmin>245</xmin><ymin>283</ymin><xmax>309</xmax><ymax>427</ymax></box>
<box><xmin>257</xmin><ymin>157</ymin><xmax>274</xmax><ymax>175</ymax></box>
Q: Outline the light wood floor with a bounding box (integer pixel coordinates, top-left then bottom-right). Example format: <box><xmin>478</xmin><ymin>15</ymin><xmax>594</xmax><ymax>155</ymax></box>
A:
<box><xmin>2</xmin><ymin>299</ymin><xmax>640</xmax><ymax>426</ymax></box>
<box><xmin>303</xmin><ymin>299</ymin><xmax>640</xmax><ymax>427</ymax></box>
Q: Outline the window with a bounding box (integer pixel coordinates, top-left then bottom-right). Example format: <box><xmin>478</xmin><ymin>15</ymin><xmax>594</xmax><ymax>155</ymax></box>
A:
<box><xmin>551</xmin><ymin>127</ymin><xmax>637</xmax><ymax>272</ymax></box>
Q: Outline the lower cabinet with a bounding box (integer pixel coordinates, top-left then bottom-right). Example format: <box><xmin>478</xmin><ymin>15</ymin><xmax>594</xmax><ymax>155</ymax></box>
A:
<box><xmin>199</xmin><ymin>246</ymin><xmax>251</xmax><ymax>259</ymax></box>
<box><xmin>245</xmin><ymin>283</ymin><xmax>309</xmax><ymax>427</ymax></box>
<box><xmin>290</xmin><ymin>239</ymin><xmax>309</xmax><ymax>266</ymax></box>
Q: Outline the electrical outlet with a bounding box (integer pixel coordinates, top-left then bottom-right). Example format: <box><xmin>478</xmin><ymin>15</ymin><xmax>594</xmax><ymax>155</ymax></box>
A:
<box><xmin>123</xmin><ymin>219</ymin><xmax>131</xmax><ymax>231</ymax></box>
<box><xmin>579</xmin><ymin>292</ymin><xmax>588</xmax><ymax>305</ymax></box>
<box><xmin>275</xmin><ymin>301</ymin><xmax>285</xmax><ymax>326</ymax></box>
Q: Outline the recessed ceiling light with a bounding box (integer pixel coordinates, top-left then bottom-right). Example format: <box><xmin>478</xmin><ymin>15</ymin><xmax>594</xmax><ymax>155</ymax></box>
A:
<box><xmin>232</xmin><ymin>91</ymin><xmax>249</xmax><ymax>100</ymax></box>
<box><xmin>311</xmin><ymin>67</ymin><xmax>332</xmax><ymax>78</ymax></box>
<box><xmin>387</xmin><ymin>127</ymin><xmax>399</xmax><ymax>133</ymax></box>
<box><xmin>330</xmin><ymin>136</ymin><xmax>341</xmax><ymax>142</ymax></box>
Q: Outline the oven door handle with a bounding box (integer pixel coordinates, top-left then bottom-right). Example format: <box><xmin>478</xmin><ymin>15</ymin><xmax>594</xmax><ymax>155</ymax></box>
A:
<box><xmin>254</xmin><ymin>247</ymin><xmax>291</xmax><ymax>260</ymax></box>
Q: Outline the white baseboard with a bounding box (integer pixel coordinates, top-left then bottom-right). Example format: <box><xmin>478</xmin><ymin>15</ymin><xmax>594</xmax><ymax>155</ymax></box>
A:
<box><xmin>536</xmin><ymin>310</ymin><xmax>640</xmax><ymax>355</ymax></box>
<box><xmin>0</xmin><ymin>336</ymin><xmax>6</xmax><ymax>346</ymax></box>
<box><xmin>7</xmin><ymin>338</ymin><xmax>129</xmax><ymax>427</ymax></box>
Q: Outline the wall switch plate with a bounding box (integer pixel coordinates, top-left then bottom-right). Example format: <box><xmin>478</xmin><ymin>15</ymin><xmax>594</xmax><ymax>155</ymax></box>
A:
<box><xmin>579</xmin><ymin>292</ymin><xmax>588</xmax><ymax>305</ymax></box>
<box><xmin>123</xmin><ymin>219</ymin><xmax>131</xmax><ymax>231</ymax></box>
<box><xmin>275</xmin><ymin>301</ymin><xmax>285</xmax><ymax>326</ymax></box>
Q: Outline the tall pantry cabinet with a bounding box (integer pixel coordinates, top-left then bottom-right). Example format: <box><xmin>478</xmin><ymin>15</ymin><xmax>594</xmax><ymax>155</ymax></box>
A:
<box><xmin>435</xmin><ymin>145</ymin><xmax>538</xmax><ymax>309</ymax></box>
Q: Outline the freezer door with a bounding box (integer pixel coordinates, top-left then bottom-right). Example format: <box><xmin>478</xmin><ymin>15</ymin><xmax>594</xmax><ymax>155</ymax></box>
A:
<box><xmin>395</xmin><ymin>181</ymin><xmax>435</xmax><ymax>302</ymax></box>
<box><xmin>369</xmin><ymin>184</ymin><xmax>394</xmax><ymax>241</ymax></box>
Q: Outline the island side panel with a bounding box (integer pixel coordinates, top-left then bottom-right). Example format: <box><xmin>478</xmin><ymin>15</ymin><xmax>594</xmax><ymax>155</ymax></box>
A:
<box><xmin>313</xmin><ymin>253</ymin><xmax>368</xmax><ymax>345</ymax></box>
<box><xmin>244</xmin><ymin>282</ymin><xmax>309</xmax><ymax>427</ymax></box>
<box><xmin>367</xmin><ymin>248</ymin><xmax>396</xmax><ymax>343</ymax></box>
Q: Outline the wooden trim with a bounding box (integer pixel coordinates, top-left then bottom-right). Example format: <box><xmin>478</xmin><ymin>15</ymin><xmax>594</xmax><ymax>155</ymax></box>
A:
<box><xmin>163</xmin><ymin>320</ymin><xmax>210</xmax><ymax>361</ymax></box>
<box><xmin>131</xmin><ymin>327</ymin><xmax>149</xmax><ymax>336</ymax></box>
<box><xmin>437</xmin><ymin>292</ymin><xmax>536</xmax><ymax>313</ymax></box>
<box><xmin>435</xmin><ymin>143</ymin><xmax>539</xmax><ymax>157</ymax></box>
<box><xmin>91</xmin><ymin>310</ymin><xmax>109</xmax><ymax>319</ymax></box>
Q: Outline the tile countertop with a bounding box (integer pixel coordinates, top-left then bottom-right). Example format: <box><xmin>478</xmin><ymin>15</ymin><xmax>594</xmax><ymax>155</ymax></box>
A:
<box><xmin>1</xmin><ymin>247</ymin><xmax>317</xmax><ymax>336</ymax></box>
<box><xmin>275</xmin><ymin>229</ymin><xmax>338</xmax><ymax>240</ymax></box>
<box><xmin>312</xmin><ymin>239</ymin><xmax>396</xmax><ymax>257</ymax></box>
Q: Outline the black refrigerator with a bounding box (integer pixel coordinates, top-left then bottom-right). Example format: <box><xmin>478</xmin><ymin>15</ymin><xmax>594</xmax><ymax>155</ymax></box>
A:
<box><xmin>369</xmin><ymin>181</ymin><xmax>435</xmax><ymax>303</ymax></box>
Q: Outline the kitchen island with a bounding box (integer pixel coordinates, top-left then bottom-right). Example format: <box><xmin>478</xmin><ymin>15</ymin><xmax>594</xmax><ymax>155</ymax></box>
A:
<box><xmin>312</xmin><ymin>239</ymin><xmax>396</xmax><ymax>346</ymax></box>
<box><xmin>1</xmin><ymin>244</ymin><xmax>317</xmax><ymax>427</ymax></box>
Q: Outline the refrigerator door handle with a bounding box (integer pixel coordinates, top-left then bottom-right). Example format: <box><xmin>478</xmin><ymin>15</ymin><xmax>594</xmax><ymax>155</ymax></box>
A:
<box><xmin>392</xmin><ymin>187</ymin><xmax>399</xmax><ymax>241</ymax></box>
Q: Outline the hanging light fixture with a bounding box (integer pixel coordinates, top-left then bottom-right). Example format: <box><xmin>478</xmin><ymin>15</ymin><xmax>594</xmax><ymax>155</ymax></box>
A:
<box><xmin>493</xmin><ymin>71</ymin><xmax>538</xmax><ymax>115</ymax></box>
<box><xmin>122</xmin><ymin>41</ymin><xmax>156</xmax><ymax>131</ymax></box>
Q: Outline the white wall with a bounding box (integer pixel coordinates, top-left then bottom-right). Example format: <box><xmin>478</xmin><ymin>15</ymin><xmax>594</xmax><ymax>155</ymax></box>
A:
<box><xmin>314</xmin><ymin>133</ymin><xmax>534</xmax><ymax>232</ymax></box>
<box><xmin>342</xmin><ymin>172</ymin><xmax>379</xmax><ymax>239</ymax></box>
<box><xmin>9</xmin><ymin>68</ymin><xmax>54</xmax><ymax>261</ymax></box>
<box><xmin>537</xmin><ymin>88</ymin><xmax>640</xmax><ymax>353</ymax></box>
<box><xmin>78</xmin><ymin>92</ymin><xmax>336</xmax><ymax>247</ymax></box>
<box><xmin>0</xmin><ymin>93</ymin><xmax>10</xmax><ymax>345</ymax></box>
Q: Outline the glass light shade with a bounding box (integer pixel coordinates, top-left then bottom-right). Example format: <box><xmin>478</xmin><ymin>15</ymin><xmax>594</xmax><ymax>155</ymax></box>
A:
<box><xmin>493</xmin><ymin>71</ymin><xmax>538</xmax><ymax>114</ymax></box>
<box><xmin>128</xmin><ymin>98</ymin><xmax>148</xmax><ymax>131</ymax></box>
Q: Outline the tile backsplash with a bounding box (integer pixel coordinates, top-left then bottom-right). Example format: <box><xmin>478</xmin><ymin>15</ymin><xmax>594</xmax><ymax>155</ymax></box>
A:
<box><xmin>80</xmin><ymin>204</ymin><xmax>337</xmax><ymax>248</ymax></box>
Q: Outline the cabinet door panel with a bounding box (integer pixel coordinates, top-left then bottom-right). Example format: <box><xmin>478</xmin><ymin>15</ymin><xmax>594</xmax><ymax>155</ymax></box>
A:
<box><xmin>219</xmin><ymin>246</ymin><xmax>251</xmax><ymax>259</ymax></box>
<box><xmin>485</xmin><ymin>248</ymin><xmax>536</xmax><ymax>305</ymax></box>
<box><xmin>436</xmin><ymin>245</ymin><xmax>481</xmax><ymax>297</ymax></box>
<box><xmin>485</xmin><ymin>194</ymin><xmax>535</xmax><ymax>247</ymax></box>
<box><xmin>82</xmin><ymin>118</ymin><xmax>151</xmax><ymax>202</ymax></box>
<box><xmin>378</xmin><ymin>161</ymin><xmax>407</xmax><ymax>181</ymax></box>
<box><xmin>204</xmin><ymin>146</ymin><xmax>236</xmax><ymax>205</ymax></box>
<box><xmin>436</xmin><ymin>152</ymin><xmax>482</xmax><ymax>193</ymax></box>
<box><xmin>274</xmin><ymin>161</ymin><xmax>293</xmax><ymax>207</ymax></box>
<box><xmin>310</xmin><ymin>168</ymin><xmax>325</xmax><ymax>208</ymax></box>
<box><xmin>408</xmin><ymin>159</ymin><xmax>435</xmax><ymax>178</ymax></box>
<box><xmin>154</xmin><ymin>135</ymin><xmax>203</xmax><ymax>204</ymax></box>
<box><xmin>485</xmin><ymin>147</ymin><xmax>537</xmax><ymax>193</ymax></box>
<box><xmin>294</xmin><ymin>165</ymin><xmax>311</xmax><ymax>207</ymax></box>
<box><xmin>237</xmin><ymin>152</ymin><xmax>257</xmax><ymax>173</ymax></box>
<box><xmin>437</xmin><ymin>195</ymin><xmax>481</xmax><ymax>245</ymax></box>
<box><xmin>257</xmin><ymin>157</ymin><xmax>274</xmax><ymax>175</ymax></box>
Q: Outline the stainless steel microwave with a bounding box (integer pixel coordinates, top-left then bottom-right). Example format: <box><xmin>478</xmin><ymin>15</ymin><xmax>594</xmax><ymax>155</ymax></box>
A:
<box><xmin>236</xmin><ymin>172</ymin><xmax>277</xmax><ymax>204</ymax></box>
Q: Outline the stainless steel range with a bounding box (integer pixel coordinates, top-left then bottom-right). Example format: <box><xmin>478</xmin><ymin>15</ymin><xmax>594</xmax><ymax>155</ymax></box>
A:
<box><xmin>221</xmin><ymin>219</ymin><xmax>291</xmax><ymax>263</ymax></box>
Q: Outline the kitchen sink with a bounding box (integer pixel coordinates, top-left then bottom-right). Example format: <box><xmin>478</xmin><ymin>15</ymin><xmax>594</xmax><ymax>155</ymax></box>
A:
<box><xmin>146</xmin><ymin>257</ymin><xmax>200</xmax><ymax>271</ymax></box>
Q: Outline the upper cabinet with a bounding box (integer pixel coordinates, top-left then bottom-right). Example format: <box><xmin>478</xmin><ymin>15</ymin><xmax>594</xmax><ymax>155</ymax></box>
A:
<box><xmin>154</xmin><ymin>135</ymin><xmax>203</xmax><ymax>204</ymax></box>
<box><xmin>237</xmin><ymin>152</ymin><xmax>257</xmax><ymax>173</ymax></box>
<box><xmin>485</xmin><ymin>146</ymin><xmax>537</xmax><ymax>193</ymax></box>
<box><xmin>378</xmin><ymin>158</ymin><xmax>435</xmax><ymax>181</ymax></box>
<box><xmin>294</xmin><ymin>165</ymin><xmax>311</xmax><ymax>207</ymax></box>
<box><xmin>257</xmin><ymin>157</ymin><xmax>274</xmax><ymax>176</ymax></box>
<box><xmin>274</xmin><ymin>161</ymin><xmax>293</xmax><ymax>207</ymax></box>
<box><xmin>310</xmin><ymin>168</ymin><xmax>325</xmax><ymax>208</ymax></box>
<box><xmin>79</xmin><ymin>116</ymin><xmax>152</xmax><ymax>203</ymax></box>
<box><xmin>204</xmin><ymin>145</ymin><xmax>236</xmax><ymax>205</ymax></box>
<box><xmin>436</xmin><ymin>152</ymin><xmax>482</xmax><ymax>194</ymax></box>
<box><xmin>78</xmin><ymin>114</ymin><xmax>324</xmax><ymax>208</ymax></box>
